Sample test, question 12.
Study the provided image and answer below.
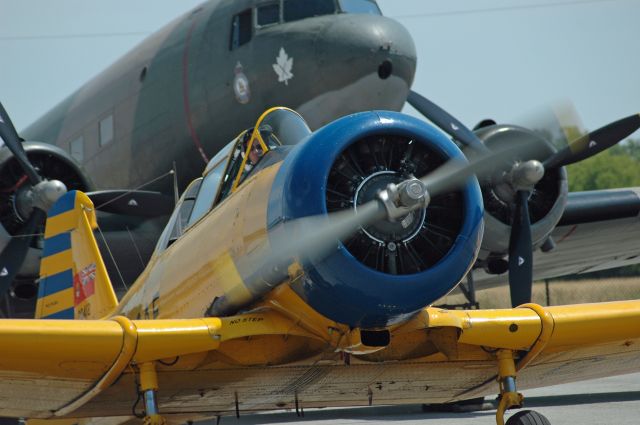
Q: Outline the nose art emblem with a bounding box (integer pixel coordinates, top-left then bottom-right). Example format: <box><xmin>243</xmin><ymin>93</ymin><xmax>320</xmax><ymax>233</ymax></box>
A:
<box><xmin>233</xmin><ymin>62</ymin><xmax>251</xmax><ymax>104</ymax></box>
<box><xmin>273</xmin><ymin>47</ymin><xmax>294</xmax><ymax>86</ymax></box>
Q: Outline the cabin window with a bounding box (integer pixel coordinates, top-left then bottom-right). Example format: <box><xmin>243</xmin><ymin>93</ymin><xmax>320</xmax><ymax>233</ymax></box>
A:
<box><xmin>257</xmin><ymin>3</ymin><xmax>280</xmax><ymax>27</ymax></box>
<box><xmin>283</xmin><ymin>0</ymin><xmax>336</xmax><ymax>22</ymax></box>
<box><xmin>338</xmin><ymin>0</ymin><xmax>381</xmax><ymax>15</ymax></box>
<box><xmin>99</xmin><ymin>114</ymin><xmax>114</xmax><ymax>146</ymax></box>
<box><xmin>230</xmin><ymin>9</ymin><xmax>252</xmax><ymax>49</ymax></box>
<box><xmin>70</xmin><ymin>136</ymin><xmax>84</xmax><ymax>162</ymax></box>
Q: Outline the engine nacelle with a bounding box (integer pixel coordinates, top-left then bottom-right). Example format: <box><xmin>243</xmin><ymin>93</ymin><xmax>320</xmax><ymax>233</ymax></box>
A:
<box><xmin>267</xmin><ymin>111</ymin><xmax>484</xmax><ymax>328</ymax></box>
<box><xmin>0</xmin><ymin>142</ymin><xmax>93</xmax><ymax>277</ymax></box>
<box><xmin>474</xmin><ymin>125</ymin><xmax>568</xmax><ymax>267</ymax></box>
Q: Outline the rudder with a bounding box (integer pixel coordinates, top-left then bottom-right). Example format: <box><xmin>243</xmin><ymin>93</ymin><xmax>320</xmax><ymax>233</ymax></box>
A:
<box><xmin>36</xmin><ymin>190</ymin><xmax>118</xmax><ymax>319</ymax></box>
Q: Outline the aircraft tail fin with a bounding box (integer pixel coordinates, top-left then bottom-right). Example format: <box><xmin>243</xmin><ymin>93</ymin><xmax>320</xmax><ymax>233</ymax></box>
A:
<box><xmin>36</xmin><ymin>190</ymin><xmax>118</xmax><ymax>320</ymax></box>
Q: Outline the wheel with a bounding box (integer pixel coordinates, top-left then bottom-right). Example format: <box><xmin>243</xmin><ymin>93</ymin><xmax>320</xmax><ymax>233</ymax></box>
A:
<box><xmin>506</xmin><ymin>410</ymin><xmax>551</xmax><ymax>425</ymax></box>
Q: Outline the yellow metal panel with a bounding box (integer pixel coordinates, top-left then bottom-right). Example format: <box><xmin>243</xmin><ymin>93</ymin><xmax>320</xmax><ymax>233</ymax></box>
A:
<box><xmin>217</xmin><ymin>312</ymin><xmax>319</xmax><ymax>342</ymax></box>
<box><xmin>545</xmin><ymin>300</ymin><xmax>640</xmax><ymax>348</ymax></box>
<box><xmin>446</xmin><ymin>308</ymin><xmax>542</xmax><ymax>350</ymax></box>
<box><xmin>44</xmin><ymin>211</ymin><xmax>76</xmax><ymax>238</ymax></box>
<box><xmin>209</xmin><ymin>251</ymin><xmax>252</xmax><ymax>309</ymax></box>
<box><xmin>133</xmin><ymin>318</ymin><xmax>222</xmax><ymax>363</ymax></box>
<box><xmin>40</xmin><ymin>250</ymin><xmax>73</xmax><ymax>277</ymax></box>
<box><xmin>38</xmin><ymin>288</ymin><xmax>74</xmax><ymax>317</ymax></box>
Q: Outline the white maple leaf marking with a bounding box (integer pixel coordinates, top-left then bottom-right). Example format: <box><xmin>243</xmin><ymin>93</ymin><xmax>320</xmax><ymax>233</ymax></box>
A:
<box><xmin>272</xmin><ymin>47</ymin><xmax>294</xmax><ymax>85</ymax></box>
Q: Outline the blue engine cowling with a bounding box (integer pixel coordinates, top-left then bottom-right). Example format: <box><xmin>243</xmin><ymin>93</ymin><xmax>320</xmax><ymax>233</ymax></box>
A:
<box><xmin>267</xmin><ymin>111</ymin><xmax>484</xmax><ymax>328</ymax></box>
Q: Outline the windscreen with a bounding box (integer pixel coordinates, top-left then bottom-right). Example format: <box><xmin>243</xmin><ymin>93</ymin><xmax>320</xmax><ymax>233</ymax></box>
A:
<box><xmin>338</xmin><ymin>0</ymin><xmax>382</xmax><ymax>15</ymax></box>
<box><xmin>252</xmin><ymin>108</ymin><xmax>312</xmax><ymax>147</ymax></box>
<box><xmin>283</xmin><ymin>0</ymin><xmax>336</xmax><ymax>22</ymax></box>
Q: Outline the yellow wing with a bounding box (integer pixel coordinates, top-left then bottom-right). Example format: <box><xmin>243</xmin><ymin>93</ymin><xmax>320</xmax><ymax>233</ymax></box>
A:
<box><xmin>2</xmin><ymin>294</ymin><xmax>640</xmax><ymax>419</ymax></box>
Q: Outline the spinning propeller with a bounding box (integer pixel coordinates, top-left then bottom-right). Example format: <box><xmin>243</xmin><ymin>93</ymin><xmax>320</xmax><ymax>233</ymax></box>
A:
<box><xmin>211</xmin><ymin>138</ymin><xmax>541</xmax><ymax>317</ymax></box>
<box><xmin>0</xmin><ymin>101</ymin><xmax>174</xmax><ymax>296</ymax></box>
<box><xmin>408</xmin><ymin>90</ymin><xmax>640</xmax><ymax>306</ymax></box>
<box><xmin>264</xmin><ymin>140</ymin><xmax>540</xmax><ymax>286</ymax></box>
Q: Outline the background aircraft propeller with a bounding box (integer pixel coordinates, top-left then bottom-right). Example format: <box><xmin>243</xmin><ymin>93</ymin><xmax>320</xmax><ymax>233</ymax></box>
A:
<box><xmin>407</xmin><ymin>90</ymin><xmax>488</xmax><ymax>153</ymax></box>
<box><xmin>543</xmin><ymin>113</ymin><xmax>640</xmax><ymax>169</ymax></box>
<box><xmin>406</xmin><ymin>91</ymin><xmax>640</xmax><ymax>307</ymax></box>
<box><xmin>0</xmin><ymin>101</ymin><xmax>174</xmax><ymax>296</ymax></box>
<box><xmin>0</xmin><ymin>102</ymin><xmax>65</xmax><ymax>293</ymax></box>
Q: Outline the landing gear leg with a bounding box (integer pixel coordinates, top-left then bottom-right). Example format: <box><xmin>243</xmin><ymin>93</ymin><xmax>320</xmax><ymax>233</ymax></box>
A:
<box><xmin>495</xmin><ymin>350</ymin><xmax>523</xmax><ymax>425</ymax></box>
<box><xmin>139</xmin><ymin>362</ymin><xmax>166</xmax><ymax>425</ymax></box>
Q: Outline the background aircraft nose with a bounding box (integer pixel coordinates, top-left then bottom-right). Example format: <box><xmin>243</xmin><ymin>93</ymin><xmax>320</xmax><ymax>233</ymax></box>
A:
<box><xmin>300</xmin><ymin>15</ymin><xmax>416</xmax><ymax>128</ymax></box>
<box><xmin>315</xmin><ymin>14</ymin><xmax>417</xmax><ymax>89</ymax></box>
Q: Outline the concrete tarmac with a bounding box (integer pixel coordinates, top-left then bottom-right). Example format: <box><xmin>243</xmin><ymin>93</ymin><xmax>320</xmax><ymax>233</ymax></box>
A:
<box><xmin>221</xmin><ymin>373</ymin><xmax>640</xmax><ymax>425</ymax></box>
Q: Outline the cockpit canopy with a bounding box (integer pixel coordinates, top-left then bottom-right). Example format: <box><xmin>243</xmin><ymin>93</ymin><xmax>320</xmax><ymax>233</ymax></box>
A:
<box><xmin>232</xmin><ymin>0</ymin><xmax>382</xmax><ymax>48</ymax></box>
<box><xmin>256</xmin><ymin>0</ymin><xmax>382</xmax><ymax>28</ymax></box>
<box><xmin>154</xmin><ymin>108</ymin><xmax>311</xmax><ymax>252</ymax></box>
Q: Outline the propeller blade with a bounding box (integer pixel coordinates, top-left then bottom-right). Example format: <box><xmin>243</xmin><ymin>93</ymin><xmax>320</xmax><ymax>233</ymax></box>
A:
<box><xmin>87</xmin><ymin>190</ymin><xmax>174</xmax><ymax>217</ymax></box>
<box><xmin>407</xmin><ymin>90</ymin><xmax>488</xmax><ymax>152</ymax></box>
<box><xmin>0</xmin><ymin>102</ymin><xmax>42</xmax><ymax>185</ymax></box>
<box><xmin>421</xmin><ymin>139</ymin><xmax>541</xmax><ymax>198</ymax></box>
<box><xmin>512</xmin><ymin>100</ymin><xmax>585</xmax><ymax>149</ymax></box>
<box><xmin>508</xmin><ymin>190</ymin><xmax>533</xmax><ymax>307</ymax></box>
<box><xmin>0</xmin><ymin>208</ymin><xmax>46</xmax><ymax>294</ymax></box>
<box><xmin>544</xmin><ymin>113</ymin><xmax>640</xmax><ymax>169</ymax></box>
<box><xmin>211</xmin><ymin>201</ymin><xmax>388</xmax><ymax>316</ymax></box>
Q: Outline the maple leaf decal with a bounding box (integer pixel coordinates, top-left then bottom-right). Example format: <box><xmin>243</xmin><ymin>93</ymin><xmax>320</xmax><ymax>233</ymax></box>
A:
<box><xmin>272</xmin><ymin>47</ymin><xmax>294</xmax><ymax>85</ymax></box>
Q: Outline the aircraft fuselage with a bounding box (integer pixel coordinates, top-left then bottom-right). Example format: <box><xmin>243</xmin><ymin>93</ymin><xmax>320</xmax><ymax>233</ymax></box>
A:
<box><xmin>22</xmin><ymin>0</ymin><xmax>416</xmax><ymax>192</ymax></box>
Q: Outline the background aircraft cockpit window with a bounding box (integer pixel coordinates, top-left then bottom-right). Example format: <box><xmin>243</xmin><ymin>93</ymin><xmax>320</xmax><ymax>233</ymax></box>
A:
<box><xmin>257</xmin><ymin>3</ymin><xmax>280</xmax><ymax>27</ymax></box>
<box><xmin>338</xmin><ymin>0</ymin><xmax>382</xmax><ymax>15</ymax></box>
<box><xmin>230</xmin><ymin>9</ymin><xmax>252</xmax><ymax>50</ymax></box>
<box><xmin>283</xmin><ymin>0</ymin><xmax>336</xmax><ymax>22</ymax></box>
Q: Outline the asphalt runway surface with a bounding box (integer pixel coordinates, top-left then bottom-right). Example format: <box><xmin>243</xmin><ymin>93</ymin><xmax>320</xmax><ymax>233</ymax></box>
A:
<box><xmin>218</xmin><ymin>373</ymin><xmax>640</xmax><ymax>425</ymax></box>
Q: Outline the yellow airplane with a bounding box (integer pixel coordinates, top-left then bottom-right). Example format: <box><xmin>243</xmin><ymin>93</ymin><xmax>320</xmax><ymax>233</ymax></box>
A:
<box><xmin>4</xmin><ymin>107</ymin><xmax>640</xmax><ymax>425</ymax></box>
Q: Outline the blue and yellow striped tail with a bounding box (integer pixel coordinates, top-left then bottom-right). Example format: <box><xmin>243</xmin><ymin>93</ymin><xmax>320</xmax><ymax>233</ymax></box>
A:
<box><xmin>36</xmin><ymin>190</ymin><xmax>118</xmax><ymax>320</ymax></box>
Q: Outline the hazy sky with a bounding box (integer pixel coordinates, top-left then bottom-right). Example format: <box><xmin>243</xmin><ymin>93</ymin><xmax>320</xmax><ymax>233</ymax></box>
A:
<box><xmin>1</xmin><ymin>0</ymin><xmax>638</xmax><ymax>134</ymax></box>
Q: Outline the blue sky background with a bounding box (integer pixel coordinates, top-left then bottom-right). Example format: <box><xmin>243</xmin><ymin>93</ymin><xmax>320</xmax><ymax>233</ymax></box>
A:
<box><xmin>0</xmin><ymin>0</ymin><xmax>638</xmax><ymax>134</ymax></box>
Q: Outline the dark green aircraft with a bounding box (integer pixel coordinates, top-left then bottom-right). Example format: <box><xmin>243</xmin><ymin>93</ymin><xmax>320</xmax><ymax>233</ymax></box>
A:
<box><xmin>0</xmin><ymin>0</ymin><xmax>418</xmax><ymax>313</ymax></box>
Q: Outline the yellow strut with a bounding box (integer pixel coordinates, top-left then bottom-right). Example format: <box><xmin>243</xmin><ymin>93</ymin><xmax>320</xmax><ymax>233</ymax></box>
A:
<box><xmin>495</xmin><ymin>349</ymin><xmax>524</xmax><ymax>425</ymax></box>
<box><xmin>139</xmin><ymin>362</ymin><xmax>166</xmax><ymax>425</ymax></box>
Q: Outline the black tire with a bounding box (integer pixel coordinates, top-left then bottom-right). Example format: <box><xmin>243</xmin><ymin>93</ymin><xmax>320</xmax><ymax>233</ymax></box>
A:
<box><xmin>506</xmin><ymin>410</ymin><xmax>551</xmax><ymax>425</ymax></box>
